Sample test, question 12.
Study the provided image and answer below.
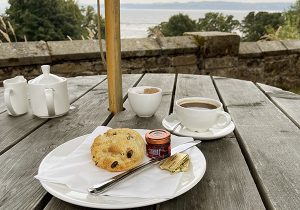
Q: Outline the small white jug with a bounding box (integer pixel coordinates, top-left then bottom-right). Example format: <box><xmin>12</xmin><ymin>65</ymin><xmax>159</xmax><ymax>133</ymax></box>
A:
<box><xmin>3</xmin><ymin>76</ymin><xmax>28</xmax><ymax>116</ymax></box>
<box><xmin>28</xmin><ymin>65</ymin><xmax>69</xmax><ymax>118</ymax></box>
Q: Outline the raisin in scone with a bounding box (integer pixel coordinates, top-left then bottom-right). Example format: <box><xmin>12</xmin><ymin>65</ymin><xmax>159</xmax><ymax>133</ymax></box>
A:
<box><xmin>91</xmin><ymin>128</ymin><xmax>145</xmax><ymax>172</ymax></box>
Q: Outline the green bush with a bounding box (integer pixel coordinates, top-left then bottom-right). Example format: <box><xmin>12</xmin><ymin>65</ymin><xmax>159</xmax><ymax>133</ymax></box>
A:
<box><xmin>241</xmin><ymin>12</ymin><xmax>284</xmax><ymax>41</ymax></box>
<box><xmin>149</xmin><ymin>13</ymin><xmax>198</xmax><ymax>37</ymax></box>
<box><xmin>197</xmin><ymin>12</ymin><xmax>240</xmax><ymax>32</ymax></box>
<box><xmin>266</xmin><ymin>0</ymin><xmax>300</xmax><ymax>40</ymax></box>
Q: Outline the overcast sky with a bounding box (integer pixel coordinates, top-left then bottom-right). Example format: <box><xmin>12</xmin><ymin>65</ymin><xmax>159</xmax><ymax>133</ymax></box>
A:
<box><xmin>0</xmin><ymin>0</ymin><xmax>296</xmax><ymax>4</ymax></box>
<box><xmin>81</xmin><ymin>0</ymin><xmax>295</xmax><ymax>3</ymax></box>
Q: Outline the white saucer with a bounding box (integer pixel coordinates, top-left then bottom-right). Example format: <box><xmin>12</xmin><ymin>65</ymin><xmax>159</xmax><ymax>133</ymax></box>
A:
<box><xmin>162</xmin><ymin>113</ymin><xmax>235</xmax><ymax>140</ymax></box>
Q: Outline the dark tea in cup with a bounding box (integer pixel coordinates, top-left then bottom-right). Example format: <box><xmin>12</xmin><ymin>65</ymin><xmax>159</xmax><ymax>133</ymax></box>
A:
<box><xmin>180</xmin><ymin>102</ymin><xmax>218</xmax><ymax>110</ymax></box>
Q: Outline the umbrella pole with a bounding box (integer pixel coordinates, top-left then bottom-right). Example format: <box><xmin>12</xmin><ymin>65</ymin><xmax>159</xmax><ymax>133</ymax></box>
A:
<box><xmin>105</xmin><ymin>0</ymin><xmax>123</xmax><ymax>114</ymax></box>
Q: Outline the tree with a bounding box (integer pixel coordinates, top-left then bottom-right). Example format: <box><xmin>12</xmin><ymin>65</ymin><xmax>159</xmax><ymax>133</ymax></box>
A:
<box><xmin>149</xmin><ymin>13</ymin><xmax>197</xmax><ymax>37</ymax></box>
<box><xmin>5</xmin><ymin>0</ymin><xmax>84</xmax><ymax>41</ymax></box>
<box><xmin>241</xmin><ymin>11</ymin><xmax>284</xmax><ymax>41</ymax></box>
<box><xmin>265</xmin><ymin>13</ymin><xmax>300</xmax><ymax>40</ymax></box>
<box><xmin>81</xmin><ymin>5</ymin><xmax>105</xmax><ymax>40</ymax></box>
<box><xmin>148</xmin><ymin>12</ymin><xmax>240</xmax><ymax>37</ymax></box>
<box><xmin>277</xmin><ymin>0</ymin><xmax>300</xmax><ymax>39</ymax></box>
<box><xmin>197</xmin><ymin>12</ymin><xmax>240</xmax><ymax>32</ymax></box>
<box><xmin>289</xmin><ymin>0</ymin><xmax>300</xmax><ymax>30</ymax></box>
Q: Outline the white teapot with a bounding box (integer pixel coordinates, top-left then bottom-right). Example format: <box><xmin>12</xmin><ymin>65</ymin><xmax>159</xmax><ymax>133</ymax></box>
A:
<box><xmin>28</xmin><ymin>65</ymin><xmax>69</xmax><ymax>118</ymax></box>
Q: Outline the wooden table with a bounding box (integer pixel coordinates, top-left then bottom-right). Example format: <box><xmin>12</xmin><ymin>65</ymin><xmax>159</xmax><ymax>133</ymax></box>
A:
<box><xmin>0</xmin><ymin>74</ymin><xmax>299</xmax><ymax>210</ymax></box>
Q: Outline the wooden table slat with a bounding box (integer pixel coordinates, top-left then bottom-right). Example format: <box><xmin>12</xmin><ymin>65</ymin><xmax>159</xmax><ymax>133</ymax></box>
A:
<box><xmin>257</xmin><ymin>83</ymin><xmax>300</xmax><ymax>128</ymax></box>
<box><xmin>0</xmin><ymin>76</ymin><xmax>106</xmax><ymax>155</ymax></box>
<box><xmin>158</xmin><ymin>74</ymin><xmax>265</xmax><ymax>210</ymax></box>
<box><xmin>213</xmin><ymin>76</ymin><xmax>300</xmax><ymax>210</ymax></box>
<box><xmin>0</xmin><ymin>74</ymin><xmax>142</xmax><ymax>210</ymax></box>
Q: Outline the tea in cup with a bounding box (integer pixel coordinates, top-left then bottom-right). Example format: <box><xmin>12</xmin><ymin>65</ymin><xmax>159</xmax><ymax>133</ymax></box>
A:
<box><xmin>174</xmin><ymin>97</ymin><xmax>231</xmax><ymax>132</ymax></box>
<box><xmin>128</xmin><ymin>86</ymin><xmax>162</xmax><ymax>117</ymax></box>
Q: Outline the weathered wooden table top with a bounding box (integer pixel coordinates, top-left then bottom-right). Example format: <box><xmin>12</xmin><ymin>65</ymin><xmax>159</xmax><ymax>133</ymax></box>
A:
<box><xmin>0</xmin><ymin>74</ymin><xmax>299</xmax><ymax>210</ymax></box>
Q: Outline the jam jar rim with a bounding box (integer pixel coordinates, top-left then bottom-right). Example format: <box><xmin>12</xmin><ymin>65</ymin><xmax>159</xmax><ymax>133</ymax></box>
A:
<box><xmin>145</xmin><ymin>129</ymin><xmax>171</xmax><ymax>145</ymax></box>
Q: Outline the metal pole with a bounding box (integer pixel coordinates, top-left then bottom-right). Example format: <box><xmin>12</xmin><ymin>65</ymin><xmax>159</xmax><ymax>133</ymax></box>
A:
<box><xmin>105</xmin><ymin>0</ymin><xmax>123</xmax><ymax>114</ymax></box>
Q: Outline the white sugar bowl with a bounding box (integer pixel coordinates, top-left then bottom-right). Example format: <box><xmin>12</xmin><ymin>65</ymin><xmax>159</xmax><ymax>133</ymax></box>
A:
<box><xmin>28</xmin><ymin>65</ymin><xmax>69</xmax><ymax>118</ymax></box>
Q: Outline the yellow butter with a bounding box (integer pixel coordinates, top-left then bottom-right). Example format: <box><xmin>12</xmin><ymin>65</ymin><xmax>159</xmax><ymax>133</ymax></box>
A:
<box><xmin>160</xmin><ymin>153</ymin><xmax>190</xmax><ymax>173</ymax></box>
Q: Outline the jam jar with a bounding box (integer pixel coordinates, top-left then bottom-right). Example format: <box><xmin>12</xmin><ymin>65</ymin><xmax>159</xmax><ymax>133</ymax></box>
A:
<box><xmin>145</xmin><ymin>129</ymin><xmax>171</xmax><ymax>159</ymax></box>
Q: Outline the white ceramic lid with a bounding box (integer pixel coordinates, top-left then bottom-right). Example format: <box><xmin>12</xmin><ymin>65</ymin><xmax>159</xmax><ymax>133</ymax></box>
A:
<box><xmin>30</xmin><ymin>65</ymin><xmax>64</xmax><ymax>85</ymax></box>
<box><xmin>3</xmin><ymin>75</ymin><xmax>26</xmax><ymax>84</ymax></box>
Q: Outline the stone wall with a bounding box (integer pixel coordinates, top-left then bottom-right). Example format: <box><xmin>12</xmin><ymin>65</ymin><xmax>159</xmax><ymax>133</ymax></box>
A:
<box><xmin>0</xmin><ymin>32</ymin><xmax>299</xmax><ymax>90</ymax></box>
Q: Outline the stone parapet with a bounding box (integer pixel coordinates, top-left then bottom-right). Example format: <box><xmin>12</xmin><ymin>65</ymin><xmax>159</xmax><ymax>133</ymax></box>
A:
<box><xmin>281</xmin><ymin>40</ymin><xmax>300</xmax><ymax>54</ymax></box>
<box><xmin>158</xmin><ymin>36</ymin><xmax>198</xmax><ymax>55</ymax></box>
<box><xmin>239</xmin><ymin>42</ymin><xmax>262</xmax><ymax>58</ymax></box>
<box><xmin>121</xmin><ymin>38</ymin><xmax>160</xmax><ymax>57</ymax></box>
<box><xmin>257</xmin><ymin>41</ymin><xmax>288</xmax><ymax>56</ymax></box>
<box><xmin>0</xmin><ymin>32</ymin><xmax>299</xmax><ymax>91</ymax></box>
<box><xmin>204</xmin><ymin>57</ymin><xmax>238</xmax><ymax>70</ymax></box>
<box><xmin>47</xmin><ymin>40</ymin><xmax>104</xmax><ymax>62</ymax></box>
<box><xmin>0</xmin><ymin>41</ymin><xmax>50</xmax><ymax>67</ymax></box>
<box><xmin>184</xmin><ymin>31</ymin><xmax>240</xmax><ymax>57</ymax></box>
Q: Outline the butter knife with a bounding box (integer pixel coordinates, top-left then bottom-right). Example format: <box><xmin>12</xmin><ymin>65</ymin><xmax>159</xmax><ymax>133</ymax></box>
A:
<box><xmin>88</xmin><ymin>140</ymin><xmax>201</xmax><ymax>195</ymax></box>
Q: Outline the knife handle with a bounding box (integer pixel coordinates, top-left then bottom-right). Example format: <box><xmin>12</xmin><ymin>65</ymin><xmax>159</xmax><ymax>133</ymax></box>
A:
<box><xmin>88</xmin><ymin>158</ymin><xmax>159</xmax><ymax>195</ymax></box>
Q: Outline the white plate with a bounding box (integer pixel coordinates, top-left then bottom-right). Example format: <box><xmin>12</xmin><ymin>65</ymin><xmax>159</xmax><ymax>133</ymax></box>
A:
<box><xmin>162</xmin><ymin>113</ymin><xmax>235</xmax><ymax>140</ymax></box>
<box><xmin>38</xmin><ymin>134</ymin><xmax>206</xmax><ymax>209</ymax></box>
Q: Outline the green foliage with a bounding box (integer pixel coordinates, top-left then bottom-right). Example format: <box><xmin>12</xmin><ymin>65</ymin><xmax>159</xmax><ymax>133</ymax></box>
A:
<box><xmin>262</xmin><ymin>0</ymin><xmax>300</xmax><ymax>40</ymax></box>
<box><xmin>6</xmin><ymin>0</ymin><xmax>84</xmax><ymax>41</ymax></box>
<box><xmin>81</xmin><ymin>5</ymin><xmax>105</xmax><ymax>40</ymax></box>
<box><xmin>197</xmin><ymin>12</ymin><xmax>240</xmax><ymax>32</ymax></box>
<box><xmin>241</xmin><ymin>12</ymin><xmax>284</xmax><ymax>41</ymax></box>
<box><xmin>290</xmin><ymin>0</ymin><xmax>300</xmax><ymax>23</ymax></box>
<box><xmin>266</xmin><ymin>13</ymin><xmax>300</xmax><ymax>40</ymax></box>
<box><xmin>153</xmin><ymin>13</ymin><xmax>198</xmax><ymax>37</ymax></box>
<box><xmin>149</xmin><ymin>13</ymin><xmax>239</xmax><ymax>37</ymax></box>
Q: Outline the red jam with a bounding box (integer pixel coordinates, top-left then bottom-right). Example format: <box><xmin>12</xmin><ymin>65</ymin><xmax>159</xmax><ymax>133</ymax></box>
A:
<box><xmin>145</xmin><ymin>129</ymin><xmax>171</xmax><ymax>159</ymax></box>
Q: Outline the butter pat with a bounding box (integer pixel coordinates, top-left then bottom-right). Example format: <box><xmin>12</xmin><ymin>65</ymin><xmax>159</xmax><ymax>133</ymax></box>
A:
<box><xmin>160</xmin><ymin>153</ymin><xmax>190</xmax><ymax>173</ymax></box>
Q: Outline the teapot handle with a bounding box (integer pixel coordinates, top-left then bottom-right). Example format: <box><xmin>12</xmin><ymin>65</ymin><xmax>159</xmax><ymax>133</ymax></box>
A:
<box><xmin>4</xmin><ymin>88</ymin><xmax>17</xmax><ymax>115</ymax></box>
<box><xmin>44</xmin><ymin>88</ymin><xmax>55</xmax><ymax>116</ymax></box>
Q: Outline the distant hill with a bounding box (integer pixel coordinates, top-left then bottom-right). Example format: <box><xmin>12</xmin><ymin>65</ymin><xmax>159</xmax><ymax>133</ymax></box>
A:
<box><xmin>121</xmin><ymin>1</ymin><xmax>292</xmax><ymax>11</ymax></box>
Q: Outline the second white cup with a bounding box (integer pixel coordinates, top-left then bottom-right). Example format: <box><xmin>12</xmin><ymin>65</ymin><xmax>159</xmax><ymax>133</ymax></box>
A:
<box><xmin>128</xmin><ymin>86</ymin><xmax>162</xmax><ymax>117</ymax></box>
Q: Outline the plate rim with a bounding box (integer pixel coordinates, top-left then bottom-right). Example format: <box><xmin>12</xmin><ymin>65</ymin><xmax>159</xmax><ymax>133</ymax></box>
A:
<box><xmin>38</xmin><ymin>132</ymin><xmax>206</xmax><ymax>209</ymax></box>
<box><xmin>162</xmin><ymin>113</ymin><xmax>235</xmax><ymax>140</ymax></box>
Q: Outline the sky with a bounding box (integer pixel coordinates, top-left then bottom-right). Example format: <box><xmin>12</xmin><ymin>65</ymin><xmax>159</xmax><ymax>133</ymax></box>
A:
<box><xmin>80</xmin><ymin>0</ymin><xmax>295</xmax><ymax>3</ymax></box>
<box><xmin>0</xmin><ymin>0</ymin><xmax>296</xmax><ymax>4</ymax></box>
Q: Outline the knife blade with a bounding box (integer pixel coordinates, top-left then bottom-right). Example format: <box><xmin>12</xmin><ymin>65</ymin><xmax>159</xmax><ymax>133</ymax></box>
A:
<box><xmin>88</xmin><ymin>140</ymin><xmax>201</xmax><ymax>195</ymax></box>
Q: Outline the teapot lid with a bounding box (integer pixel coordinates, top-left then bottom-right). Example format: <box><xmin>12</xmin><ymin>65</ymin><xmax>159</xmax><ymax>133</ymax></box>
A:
<box><xmin>31</xmin><ymin>65</ymin><xmax>64</xmax><ymax>85</ymax></box>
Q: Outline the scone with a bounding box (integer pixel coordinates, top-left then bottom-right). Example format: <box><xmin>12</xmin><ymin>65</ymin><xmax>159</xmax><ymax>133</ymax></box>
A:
<box><xmin>91</xmin><ymin>128</ymin><xmax>145</xmax><ymax>172</ymax></box>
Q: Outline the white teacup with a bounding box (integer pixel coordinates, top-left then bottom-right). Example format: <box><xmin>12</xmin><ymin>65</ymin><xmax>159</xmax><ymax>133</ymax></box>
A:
<box><xmin>3</xmin><ymin>76</ymin><xmax>28</xmax><ymax>116</ymax></box>
<box><xmin>128</xmin><ymin>86</ymin><xmax>162</xmax><ymax>117</ymax></box>
<box><xmin>174</xmin><ymin>97</ymin><xmax>231</xmax><ymax>132</ymax></box>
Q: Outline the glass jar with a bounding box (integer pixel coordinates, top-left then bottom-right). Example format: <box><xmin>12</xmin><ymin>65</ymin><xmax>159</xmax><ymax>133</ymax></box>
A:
<box><xmin>145</xmin><ymin>129</ymin><xmax>171</xmax><ymax>159</ymax></box>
